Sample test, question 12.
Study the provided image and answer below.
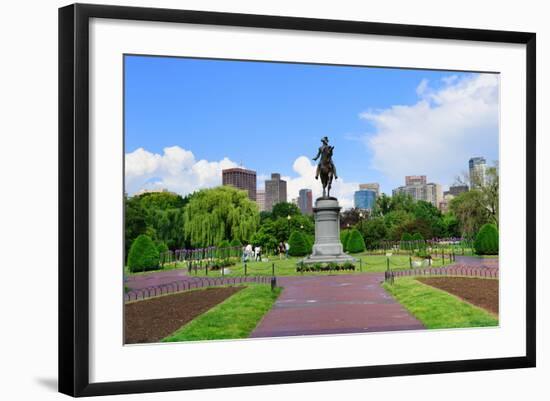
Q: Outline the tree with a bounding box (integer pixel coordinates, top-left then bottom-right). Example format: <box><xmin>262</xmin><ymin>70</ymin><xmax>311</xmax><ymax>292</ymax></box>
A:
<box><xmin>360</xmin><ymin>218</ymin><xmax>388</xmax><ymax>249</ymax></box>
<box><xmin>373</xmin><ymin>193</ymin><xmax>392</xmax><ymax>216</ymax></box>
<box><xmin>482</xmin><ymin>164</ymin><xmax>499</xmax><ymax>227</ymax></box>
<box><xmin>474</xmin><ymin>223</ymin><xmax>499</xmax><ymax>255</ymax></box>
<box><xmin>125</xmin><ymin>195</ymin><xmax>147</xmax><ymax>258</ymax></box>
<box><xmin>271</xmin><ymin>202</ymin><xmax>301</xmax><ymax>219</ymax></box>
<box><xmin>288</xmin><ymin>231</ymin><xmax>310</xmax><ymax>256</ymax></box>
<box><xmin>450</xmin><ymin>190</ymin><xmax>491</xmax><ymax>237</ymax></box>
<box><xmin>183</xmin><ymin>186</ymin><xmax>259</xmax><ymax>247</ymax></box>
<box><xmin>441</xmin><ymin>213</ymin><xmax>461</xmax><ymax>238</ymax></box>
<box><xmin>340</xmin><ymin>208</ymin><xmax>363</xmax><ymax>229</ymax></box>
<box><xmin>250</xmin><ymin>231</ymin><xmax>278</xmax><ymax>255</ymax></box>
<box><xmin>138</xmin><ymin>191</ymin><xmax>187</xmax><ymax>210</ymax></box>
<box><xmin>127</xmin><ymin>234</ymin><xmax>160</xmax><ymax>272</ymax></box>
<box><xmin>346</xmin><ymin>229</ymin><xmax>366</xmax><ymax>253</ymax></box>
<box><xmin>230</xmin><ymin>238</ymin><xmax>242</xmax><ymax>248</ymax></box>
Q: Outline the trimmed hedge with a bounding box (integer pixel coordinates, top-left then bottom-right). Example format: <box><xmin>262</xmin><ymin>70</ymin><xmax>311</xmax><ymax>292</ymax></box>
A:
<box><xmin>297</xmin><ymin>261</ymin><xmax>355</xmax><ymax>273</ymax></box>
<box><xmin>288</xmin><ymin>231</ymin><xmax>310</xmax><ymax>256</ymax></box>
<box><xmin>230</xmin><ymin>238</ymin><xmax>242</xmax><ymax>247</ymax></box>
<box><xmin>340</xmin><ymin>229</ymin><xmax>351</xmax><ymax>252</ymax></box>
<box><xmin>412</xmin><ymin>232</ymin><xmax>424</xmax><ymax>241</ymax></box>
<box><xmin>127</xmin><ymin>234</ymin><xmax>160</xmax><ymax>272</ymax></box>
<box><xmin>474</xmin><ymin>223</ymin><xmax>499</xmax><ymax>255</ymax></box>
<box><xmin>346</xmin><ymin>229</ymin><xmax>366</xmax><ymax>253</ymax></box>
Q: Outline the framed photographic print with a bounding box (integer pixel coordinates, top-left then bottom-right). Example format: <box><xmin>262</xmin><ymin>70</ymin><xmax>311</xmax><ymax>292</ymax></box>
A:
<box><xmin>58</xmin><ymin>3</ymin><xmax>536</xmax><ymax>397</ymax></box>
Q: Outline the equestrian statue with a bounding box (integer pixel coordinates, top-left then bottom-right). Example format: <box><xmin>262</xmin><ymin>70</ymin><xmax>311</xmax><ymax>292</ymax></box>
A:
<box><xmin>313</xmin><ymin>136</ymin><xmax>338</xmax><ymax>198</ymax></box>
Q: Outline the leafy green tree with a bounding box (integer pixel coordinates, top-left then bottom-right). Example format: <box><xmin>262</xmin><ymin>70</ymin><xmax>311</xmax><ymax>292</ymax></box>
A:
<box><xmin>230</xmin><ymin>238</ymin><xmax>242</xmax><ymax>247</ymax></box>
<box><xmin>474</xmin><ymin>223</ymin><xmax>499</xmax><ymax>255</ymax></box>
<box><xmin>183</xmin><ymin>186</ymin><xmax>259</xmax><ymax>247</ymax></box>
<box><xmin>127</xmin><ymin>234</ymin><xmax>160</xmax><ymax>272</ymax></box>
<box><xmin>450</xmin><ymin>190</ymin><xmax>491</xmax><ymax>236</ymax></box>
<box><xmin>340</xmin><ymin>208</ymin><xmax>364</xmax><ymax>229</ymax></box>
<box><xmin>271</xmin><ymin>202</ymin><xmax>301</xmax><ymax>219</ymax></box>
<box><xmin>482</xmin><ymin>164</ymin><xmax>499</xmax><ymax>227</ymax></box>
<box><xmin>288</xmin><ymin>231</ymin><xmax>310</xmax><ymax>256</ymax></box>
<box><xmin>441</xmin><ymin>213</ymin><xmax>461</xmax><ymax>238</ymax></box>
<box><xmin>373</xmin><ymin>193</ymin><xmax>392</xmax><ymax>216</ymax></box>
<box><xmin>250</xmin><ymin>231</ymin><xmax>278</xmax><ymax>255</ymax></box>
<box><xmin>138</xmin><ymin>191</ymin><xmax>187</xmax><ymax>210</ymax></box>
<box><xmin>360</xmin><ymin>217</ymin><xmax>388</xmax><ymax>249</ymax></box>
<box><xmin>390</xmin><ymin>193</ymin><xmax>416</xmax><ymax>213</ymax></box>
<box><xmin>125</xmin><ymin>195</ymin><xmax>147</xmax><ymax>258</ymax></box>
<box><xmin>346</xmin><ymin>229</ymin><xmax>366</xmax><ymax>253</ymax></box>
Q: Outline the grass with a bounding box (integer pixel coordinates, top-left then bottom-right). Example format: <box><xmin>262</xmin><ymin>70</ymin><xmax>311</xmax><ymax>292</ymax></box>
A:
<box><xmin>162</xmin><ymin>284</ymin><xmax>282</xmax><ymax>342</ymax></box>
<box><xmin>382</xmin><ymin>277</ymin><xmax>498</xmax><ymax>329</ymax></box>
<box><xmin>131</xmin><ymin>252</ymin><xmax>452</xmax><ymax>278</ymax></box>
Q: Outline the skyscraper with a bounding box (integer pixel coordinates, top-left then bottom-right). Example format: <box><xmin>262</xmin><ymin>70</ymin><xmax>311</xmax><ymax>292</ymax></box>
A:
<box><xmin>359</xmin><ymin>183</ymin><xmax>380</xmax><ymax>196</ymax></box>
<box><xmin>222</xmin><ymin>167</ymin><xmax>257</xmax><ymax>201</ymax></box>
<box><xmin>447</xmin><ymin>184</ymin><xmax>469</xmax><ymax>196</ymax></box>
<box><xmin>393</xmin><ymin>176</ymin><xmax>442</xmax><ymax>207</ymax></box>
<box><xmin>469</xmin><ymin>157</ymin><xmax>487</xmax><ymax>189</ymax></box>
<box><xmin>265</xmin><ymin>173</ymin><xmax>287</xmax><ymax>211</ymax></box>
<box><xmin>256</xmin><ymin>189</ymin><xmax>266</xmax><ymax>212</ymax></box>
<box><xmin>298</xmin><ymin>188</ymin><xmax>313</xmax><ymax>215</ymax></box>
<box><xmin>405</xmin><ymin>175</ymin><xmax>427</xmax><ymax>186</ymax></box>
<box><xmin>354</xmin><ymin>189</ymin><xmax>377</xmax><ymax>210</ymax></box>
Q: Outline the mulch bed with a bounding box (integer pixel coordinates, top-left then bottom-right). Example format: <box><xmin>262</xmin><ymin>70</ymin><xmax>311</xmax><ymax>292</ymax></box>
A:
<box><xmin>418</xmin><ymin>277</ymin><xmax>499</xmax><ymax>315</ymax></box>
<box><xmin>125</xmin><ymin>286</ymin><xmax>244</xmax><ymax>344</ymax></box>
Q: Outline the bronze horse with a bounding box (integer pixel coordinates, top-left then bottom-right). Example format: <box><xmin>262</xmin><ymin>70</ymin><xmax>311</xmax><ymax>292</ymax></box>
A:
<box><xmin>315</xmin><ymin>145</ymin><xmax>337</xmax><ymax>198</ymax></box>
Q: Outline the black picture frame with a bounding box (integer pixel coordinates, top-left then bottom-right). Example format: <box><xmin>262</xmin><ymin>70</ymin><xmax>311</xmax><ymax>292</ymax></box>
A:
<box><xmin>59</xmin><ymin>3</ymin><xmax>536</xmax><ymax>397</ymax></box>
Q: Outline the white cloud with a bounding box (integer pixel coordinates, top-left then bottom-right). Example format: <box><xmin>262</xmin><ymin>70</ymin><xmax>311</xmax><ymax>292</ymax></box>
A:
<box><xmin>282</xmin><ymin>156</ymin><xmax>358</xmax><ymax>209</ymax></box>
<box><xmin>360</xmin><ymin>74</ymin><xmax>499</xmax><ymax>187</ymax></box>
<box><xmin>125</xmin><ymin>146</ymin><xmax>237</xmax><ymax>196</ymax></box>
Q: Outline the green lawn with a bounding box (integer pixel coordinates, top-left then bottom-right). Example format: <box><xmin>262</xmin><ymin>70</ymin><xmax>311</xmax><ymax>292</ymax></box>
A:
<box><xmin>148</xmin><ymin>252</ymin><xmax>451</xmax><ymax>278</ymax></box>
<box><xmin>162</xmin><ymin>284</ymin><xmax>282</xmax><ymax>342</ymax></box>
<box><xmin>383</xmin><ymin>277</ymin><xmax>498</xmax><ymax>329</ymax></box>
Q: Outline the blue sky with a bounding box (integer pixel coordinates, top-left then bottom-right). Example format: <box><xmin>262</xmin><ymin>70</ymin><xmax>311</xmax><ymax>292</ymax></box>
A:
<box><xmin>124</xmin><ymin>55</ymin><xmax>499</xmax><ymax>207</ymax></box>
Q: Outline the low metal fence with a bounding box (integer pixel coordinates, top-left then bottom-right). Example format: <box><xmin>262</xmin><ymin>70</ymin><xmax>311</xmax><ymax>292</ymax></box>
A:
<box><xmin>384</xmin><ymin>265</ymin><xmax>499</xmax><ymax>283</ymax></box>
<box><xmin>124</xmin><ymin>275</ymin><xmax>274</xmax><ymax>303</ymax></box>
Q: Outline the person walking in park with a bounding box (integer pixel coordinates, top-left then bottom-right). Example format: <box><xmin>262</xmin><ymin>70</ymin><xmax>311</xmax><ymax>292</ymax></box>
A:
<box><xmin>285</xmin><ymin>241</ymin><xmax>290</xmax><ymax>259</ymax></box>
<box><xmin>278</xmin><ymin>242</ymin><xmax>285</xmax><ymax>260</ymax></box>
<box><xmin>254</xmin><ymin>245</ymin><xmax>261</xmax><ymax>261</ymax></box>
<box><xmin>245</xmin><ymin>243</ymin><xmax>253</xmax><ymax>261</ymax></box>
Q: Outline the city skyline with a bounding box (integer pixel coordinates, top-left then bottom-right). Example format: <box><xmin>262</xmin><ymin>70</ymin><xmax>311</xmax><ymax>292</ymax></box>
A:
<box><xmin>125</xmin><ymin>55</ymin><xmax>499</xmax><ymax>208</ymax></box>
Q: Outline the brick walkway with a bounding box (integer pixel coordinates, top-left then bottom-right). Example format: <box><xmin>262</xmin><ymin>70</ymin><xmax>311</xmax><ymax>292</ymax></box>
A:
<box><xmin>250</xmin><ymin>273</ymin><xmax>424</xmax><ymax>338</ymax></box>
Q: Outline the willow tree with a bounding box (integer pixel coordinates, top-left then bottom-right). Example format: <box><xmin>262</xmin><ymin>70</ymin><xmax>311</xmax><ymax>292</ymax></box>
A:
<box><xmin>183</xmin><ymin>186</ymin><xmax>260</xmax><ymax>247</ymax></box>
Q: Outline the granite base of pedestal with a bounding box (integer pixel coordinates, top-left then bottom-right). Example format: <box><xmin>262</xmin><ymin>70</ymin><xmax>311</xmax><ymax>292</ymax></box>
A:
<box><xmin>302</xmin><ymin>197</ymin><xmax>357</xmax><ymax>265</ymax></box>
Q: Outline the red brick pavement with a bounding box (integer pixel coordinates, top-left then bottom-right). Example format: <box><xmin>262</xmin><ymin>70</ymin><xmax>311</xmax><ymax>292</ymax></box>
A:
<box><xmin>250</xmin><ymin>273</ymin><xmax>424</xmax><ymax>338</ymax></box>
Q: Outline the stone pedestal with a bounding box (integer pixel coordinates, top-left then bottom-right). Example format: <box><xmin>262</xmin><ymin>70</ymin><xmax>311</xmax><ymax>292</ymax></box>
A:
<box><xmin>302</xmin><ymin>197</ymin><xmax>356</xmax><ymax>264</ymax></box>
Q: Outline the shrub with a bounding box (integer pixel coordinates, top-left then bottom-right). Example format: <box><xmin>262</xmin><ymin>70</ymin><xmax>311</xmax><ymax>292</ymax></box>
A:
<box><xmin>157</xmin><ymin>242</ymin><xmax>169</xmax><ymax>265</ymax></box>
<box><xmin>127</xmin><ymin>234</ymin><xmax>160</xmax><ymax>272</ymax></box>
<box><xmin>230</xmin><ymin>238</ymin><xmax>242</xmax><ymax>247</ymax></box>
<box><xmin>156</xmin><ymin>241</ymin><xmax>169</xmax><ymax>253</ymax></box>
<box><xmin>340</xmin><ymin>229</ymin><xmax>351</xmax><ymax>252</ymax></box>
<box><xmin>400</xmin><ymin>232</ymin><xmax>413</xmax><ymax>250</ymax></box>
<box><xmin>288</xmin><ymin>231</ymin><xmax>310</xmax><ymax>256</ymax></box>
<box><xmin>346</xmin><ymin>229</ymin><xmax>366</xmax><ymax>253</ymax></box>
<box><xmin>412</xmin><ymin>232</ymin><xmax>425</xmax><ymax>250</ymax></box>
<box><xmin>474</xmin><ymin>223</ymin><xmax>499</xmax><ymax>255</ymax></box>
<box><xmin>305</xmin><ymin>234</ymin><xmax>314</xmax><ymax>254</ymax></box>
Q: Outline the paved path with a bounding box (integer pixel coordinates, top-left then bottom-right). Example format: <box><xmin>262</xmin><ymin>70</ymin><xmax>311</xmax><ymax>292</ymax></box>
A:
<box><xmin>250</xmin><ymin>273</ymin><xmax>424</xmax><ymax>338</ymax></box>
<box><xmin>126</xmin><ymin>268</ymin><xmax>194</xmax><ymax>290</ymax></box>
<box><xmin>453</xmin><ymin>256</ymin><xmax>499</xmax><ymax>268</ymax></box>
